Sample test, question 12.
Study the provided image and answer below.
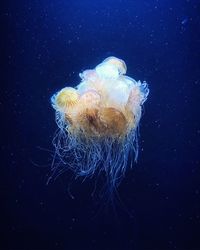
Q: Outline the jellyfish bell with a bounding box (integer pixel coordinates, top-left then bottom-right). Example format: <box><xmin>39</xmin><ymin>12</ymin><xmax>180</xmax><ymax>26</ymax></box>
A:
<box><xmin>79</xmin><ymin>69</ymin><xmax>98</xmax><ymax>82</ymax></box>
<box><xmin>96</xmin><ymin>62</ymin><xmax>119</xmax><ymax>79</ymax></box>
<box><xmin>125</xmin><ymin>81</ymin><xmax>149</xmax><ymax>130</ymax></box>
<box><xmin>103</xmin><ymin>56</ymin><xmax>127</xmax><ymax>75</ymax></box>
<box><xmin>98</xmin><ymin>107</ymin><xmax>127</xmax><ymax>138</ymax></box>
<box><xmin>126</xmin><ymin>81</ymin><xmax>149</xmax><ymax>111</ymax></box>
<box><xmin>75</xmin><ymin>107</ymin><xmax>127</xmax><ymax>139</ymax></box>
<box><xmin>78</xmin><ymin>89</ymin><xmax>101</xmax><ymax>108</ymax></box>
<box><xmin>95</xmin><ymin>56</ymin><xmax>127</xmax><ymax>80</ymax></box>
<box><xmin>126</xmin><ymin>86</ymin><xmax>141</xmax><ymax>110</ymax></box>
<box><xmin>108</xmin><ymin>80</ymin><xmax>130</xmax><ymax>109</ymax></box>
<box><xmin>51</xmin><ymin>87</ymin><xmax>79</xmax><ymax>113</ymax></box>
<box><xmin>76</xmin><ymin>107</ymin><xmax>100</xmax><ymax>137</ymax></box>
<box><xmin>120</xmin><ymin>75</ymin><xmax>138</xmax><ymax>88</ymax></box>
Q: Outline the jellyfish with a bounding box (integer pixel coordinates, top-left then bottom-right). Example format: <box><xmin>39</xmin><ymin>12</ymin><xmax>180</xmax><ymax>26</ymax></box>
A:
<box><xmin>50</xmin><ymin>56</ymin><xmax>149</xmax><ymax>191</ymax></box>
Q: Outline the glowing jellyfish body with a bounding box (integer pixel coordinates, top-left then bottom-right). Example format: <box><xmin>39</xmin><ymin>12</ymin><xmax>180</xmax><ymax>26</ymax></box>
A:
<box><xmin>51</xmin><ymin>57</ymin><xmax>149</xmax><ymax>190</ymax></box>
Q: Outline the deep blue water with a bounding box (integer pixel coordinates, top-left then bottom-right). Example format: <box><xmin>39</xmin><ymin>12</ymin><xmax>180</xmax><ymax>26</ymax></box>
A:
<box><xmin>1</xmin><ymin>0</ymin><xmax>200</xmax><ymax>249</ymax></box>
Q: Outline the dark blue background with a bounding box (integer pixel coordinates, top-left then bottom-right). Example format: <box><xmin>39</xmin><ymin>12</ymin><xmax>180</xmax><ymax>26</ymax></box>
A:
<box><xmin>1</xmin><ymin>0</ymin><xmax>200</xmax><ymax>249</ymax></box>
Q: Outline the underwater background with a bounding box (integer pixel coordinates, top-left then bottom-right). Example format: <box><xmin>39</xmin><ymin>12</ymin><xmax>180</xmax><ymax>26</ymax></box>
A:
<box><xmin>1</xmin><ymin>0</ymin><xmax>200</xmax><ymax>249</ymax></box>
